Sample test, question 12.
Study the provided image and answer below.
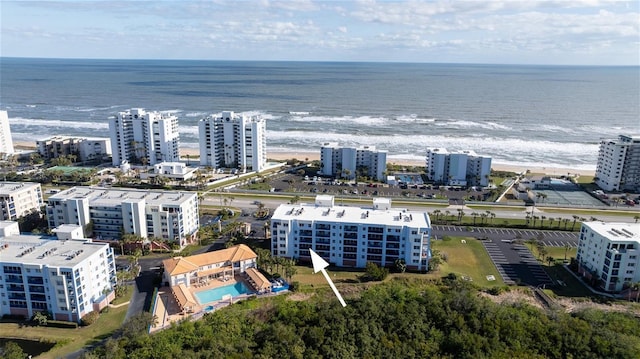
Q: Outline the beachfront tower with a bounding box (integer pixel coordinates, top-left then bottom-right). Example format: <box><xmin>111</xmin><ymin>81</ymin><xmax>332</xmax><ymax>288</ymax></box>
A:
<box><xmin>319</xmin><ymin>143</ymin><xmax>387</xmax><ymax>181</ymax></box>
<box><xmin>595</xmin><ymin>135</ymin><xmax>640</xmax><ymax>192</ymax></box>
<box><xmin>270</xmin><ymin>195</ymin><xmax>431</xmax><ymax>271</ymax></box>
<box><xmin>108</xmin><ymin>108</ymin><xmax>180</xmax><ymax>166</ymax></box>
<box><xmin>198</xmin><ymin>111</ymin><xmax>266</xmax><ymax>173</ymax></box>
<box><xmin>0</xmin><ymin>111</ymin><xmax>15</xmax><ymax>156</ymax></box>
<box><xmin>426</xmin><ymin>148</ymin><xmax>491</xmax><ymax>187</ymax></box>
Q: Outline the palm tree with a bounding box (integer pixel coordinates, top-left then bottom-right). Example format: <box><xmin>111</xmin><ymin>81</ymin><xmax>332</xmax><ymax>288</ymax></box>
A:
<box><xmin>563</xmin><ymin>243</ymin><xmax>571</xmax><ymax>261</ymax></box>
<box><xmin>546</xmin><ymin>256</ymin><xmax>554</xmax><ymax>266</ymax></box>
<box><xmin>540</xmin><ymin>215</ymin><xmax>546</xmax><ymax>228</ymax></box>
<box><xmin>562</xmin><ymin>218</ymin><xmax>570</xmax><ymax>230</ymax></box>
<box><xmin>457</xmin><ymin>209</ymin><xmax>465</xmax><ymax>225</ymax></box>
<box><xmin>471</xmin><ymin>212</ymin><xmax>479</xmax><ymax>225</ymax></box>
<box><xmin>532</xmin><ymin>215</ymin><xmax>539</xmax><ymax>228</ymax></box>
<box><xmin>571</xmin><ymin>215</ymin><xmax>579</xmax><ymax>231</ymax></box>
<box><xmin>548</xmin><ymin>217</ymin><xmax>555</xmax><ymax>228</ymax></box>
<box><xmin>635</xmin><ymin>215</ymin><xmax>640</xmax><ymax>223</ymax></box>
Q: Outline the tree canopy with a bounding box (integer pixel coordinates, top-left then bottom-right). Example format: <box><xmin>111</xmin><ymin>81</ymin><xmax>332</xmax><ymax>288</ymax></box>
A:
<box><xmin>87</xmin><ymin>278</ymin><xmax>640</xmax><ymax>358</ymax></box>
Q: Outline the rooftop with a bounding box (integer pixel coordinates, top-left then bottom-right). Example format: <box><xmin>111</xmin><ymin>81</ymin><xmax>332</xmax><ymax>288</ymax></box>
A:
<box><xmin>0</xmin><ymin>181</ymin><xmax>40</xmax><ymax>195</ymax></box>
<box><xmin>48</xmin><ymin>186</ymin><xmax>196</xmax><ymax>207</ymax></box>
<box><xmin>163</xmin><ymin>244</ymin><xmax>257</xmax><ymax>276</ymax></box>
<box><xmin>584</xmin><ymin>222</ymin><xmax>640</xmax><ymax>242</ymax></box>
<box><xmin>0</xmin><ymin>235</ymin><xmax>108</xmax><ymax>267</ymax></box>
<box><xmin>272</xmin><ymin>196</ymin><xmax>431</xmax><ymax>228</ymax></box>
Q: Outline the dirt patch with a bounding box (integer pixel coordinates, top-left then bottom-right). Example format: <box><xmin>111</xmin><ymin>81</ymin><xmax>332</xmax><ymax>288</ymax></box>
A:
<box><xmin>556</xmin><ymin>297</ymin><xmax>640</xmax><ymax>315</ymax></box>
<box><xmin>481</xmin><ymin>289</ymin><xmax>640</xmax><ymax>316</ymax></box>
<box><xmin>480</xmin><ymin>289</ymin><xmax>544</xmax><ymax>309</ymax></box>
<box><xmin>287</xmin><ymin>292</ymin><xmax>314</xmax><ymax>301</ymax></box>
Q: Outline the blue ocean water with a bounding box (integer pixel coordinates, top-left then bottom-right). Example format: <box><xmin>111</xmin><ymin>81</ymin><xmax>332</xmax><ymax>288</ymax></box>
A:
<box><xmin>1</xmin><ymin>57</ymin><xmax>638</xmax><ymax>170</ymax></box>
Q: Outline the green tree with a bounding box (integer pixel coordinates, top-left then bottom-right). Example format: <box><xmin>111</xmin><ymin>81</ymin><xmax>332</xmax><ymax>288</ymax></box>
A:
<box><xmin>0</xmin><ymin>341</ymin><xmax>26</xmax><ymax>359</ymax></box>
<box><xmin>394</xmin><ymin>258</ymin><xmax>407</xmax><ymax>273</ymax></box>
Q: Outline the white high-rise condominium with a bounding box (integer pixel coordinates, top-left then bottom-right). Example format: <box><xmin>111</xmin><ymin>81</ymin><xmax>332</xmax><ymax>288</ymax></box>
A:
<box><xmin>319</xmin><ymin>143</ymin><xmax>387</xmax><ymax>181</ymax></box>
<box><xmin>46</xmin><ymin>187</ymin><xmax>199</xmax><ymax>246</ymax></box>
<box><xmin>595</xmin><ymin>135</ymin><xmax>640</xmax><ymax>192</ymax></box>
<box><xmin>0</xmin><ymin>111</ymin><xmax>15</xmax><ymax>156</ymax></box>
<box><xmin>0</xmin><ymin>182</ymin><xmax>44</xmax><ymax>221</ymax></box>
<box><xmin>576</xmin><ymin>221</ymin><xmax>639</xmax><ymax>292</ymax></box>
<box><xmin>425</xmin><ymin>148</ymin><xmax>492</xmax><ymax>187</ymax></box>
<box><xmin>198</xmin><ymin>111</ymin><xmax>266</xmax><ymax>172</ymax></box>
<box><xmin>108</xmin><ymin>108</ymin><xmax>180</xmax><ymax>166</ymax></box>
<box><xmin>0</xmin><ymin>221</ymin><xmax>117</xmax><ymax>323</ymax></box>
<box><xmin>271</xmin><ymin>195</ymin><xmax>431</xmax><ymax>271</ymax></box>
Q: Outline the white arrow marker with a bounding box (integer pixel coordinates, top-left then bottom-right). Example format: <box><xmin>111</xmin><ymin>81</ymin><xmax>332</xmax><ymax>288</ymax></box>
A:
<box><xmin>309</xmin><ymin>249</ymin><xmax>347</xmax><ymax>307</ymax></box>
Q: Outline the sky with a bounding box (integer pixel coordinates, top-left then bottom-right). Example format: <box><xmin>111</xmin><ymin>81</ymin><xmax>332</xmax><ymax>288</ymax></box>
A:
<box><xmin>1</xmin><ymin>0</ymin><xmax>639</xmax><ymax>65</ymax></box>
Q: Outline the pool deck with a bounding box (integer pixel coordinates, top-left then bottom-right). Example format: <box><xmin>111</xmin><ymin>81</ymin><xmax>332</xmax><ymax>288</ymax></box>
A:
<box><xmin>150</xmin><ymin>276</ymin><xmax>262</xmax><ymax>333</ymax></box>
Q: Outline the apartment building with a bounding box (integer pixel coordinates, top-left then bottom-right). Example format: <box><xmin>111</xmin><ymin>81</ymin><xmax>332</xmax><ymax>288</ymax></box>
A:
<box><xmin>0</xmin><ymin>110</ymin><xmax>15</xmax><ymax>156</ymax></box>
<box><xmin>36</xmin><ymin>136</ymin><xmax>111</xmax><ymax>163</ymax></box>
<box><xmin>576</xmin><ymin>221</ymin><xmax>640</xmax><ymax>292</ymax></box>
<box><xmin>46</xmin><ymin>187</ymin><xmax>199</xmax><ymax>246</ymax></box>
<box><xmin>270</xmin><ymin>195</ymin><xmax>431</xmax><ymax>271</ymax></box>
<box><xmin>319</xmin><ymin>143</ymin><xmax>387</xmax><ymax>181</ymax></box>
<box><xmin>0</xmin><ymin>182</ymin><xmax>44</xmax><ymax>221</ymax></box>
<box><xmin>0</xmin><ymin>221</ymin><xmax>116</xmax><ymax>322</ymax></box>
<box><xmin>198</xmin><ymin>111</ymin><xmax>266</xmax><ymax>172</ymax></box>
<box><xmin>425</xmin><ymin>148</ymin><xmax>492</xmax><ymax>187</ymax></box>
<box><xmin>109</xmin><ymin>108</ymin><xmax>180</xmax><ymax>166</ymax></box>
<box><xmin>595</xmin><ymin>135</ymin><xmax>640</xmax><ymax>192</ymax></box>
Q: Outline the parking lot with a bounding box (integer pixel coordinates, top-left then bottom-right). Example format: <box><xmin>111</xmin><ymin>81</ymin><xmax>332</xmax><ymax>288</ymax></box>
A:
<box><xmin>431</xmin><ymin>225</ymin><xmax>576</xmax><ymax>287</ymax></box>
<box><xmin>264</xmin><ymin>172</ymin><xmax>492</xmax><ymax>201</ymax></box>
<box><xmin>432</xmin><ymin>225</ymin><xmax>579</xmax><ymax>247</ymax></box>
<box><xmin>482</xmin><ymin>240</ymin><xmax>554</xmax><ymax>287</ymax></box>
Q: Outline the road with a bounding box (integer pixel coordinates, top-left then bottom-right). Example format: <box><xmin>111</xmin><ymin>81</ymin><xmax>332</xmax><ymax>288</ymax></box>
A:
<box><xmin>203</xmin><ymin>195</ymin><xmax>637</xmax><ymax>224</ymax></box>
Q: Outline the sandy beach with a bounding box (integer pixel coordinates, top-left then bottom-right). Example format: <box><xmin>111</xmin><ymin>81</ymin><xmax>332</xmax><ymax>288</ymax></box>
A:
<box><xmin>14</xmin><ymin>141</ymin><xmax>595</xmax><ymax>177</ymax></box>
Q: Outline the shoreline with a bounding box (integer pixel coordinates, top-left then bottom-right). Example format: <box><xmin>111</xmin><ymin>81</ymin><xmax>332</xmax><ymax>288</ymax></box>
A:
<box><xmin>13</xmin><ymin>141</ymin><xmax>595</xmax><ymax>177</ymax></box>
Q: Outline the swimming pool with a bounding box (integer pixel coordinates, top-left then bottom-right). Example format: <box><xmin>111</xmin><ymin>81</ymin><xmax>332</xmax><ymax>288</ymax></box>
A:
<box><xmin>195</xmin><ymin>282</ymin><xmax>252</xmax><ymax>304</ymax></box>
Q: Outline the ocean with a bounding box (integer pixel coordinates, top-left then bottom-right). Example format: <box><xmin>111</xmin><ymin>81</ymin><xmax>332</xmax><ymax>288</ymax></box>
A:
<box><xmin>1</xmin><ymin>57</ymin><xmax>638</xmax><ymax>171</ymax></box>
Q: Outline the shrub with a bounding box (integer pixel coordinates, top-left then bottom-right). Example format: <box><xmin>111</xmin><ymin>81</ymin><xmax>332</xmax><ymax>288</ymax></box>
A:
<box><xmin>81</xmin><ymin>311</ymin><xmax>100</xmax><ymax>326</ymax></box>
<box><xmin>47</xmin><ymin>320</ymin><xmax>78</xmax><ymax>329</ymax></box>
<box><xmin>288</xmin><ymin>281</ymin><xmax>300</xmax><ymax>292</ymax></box>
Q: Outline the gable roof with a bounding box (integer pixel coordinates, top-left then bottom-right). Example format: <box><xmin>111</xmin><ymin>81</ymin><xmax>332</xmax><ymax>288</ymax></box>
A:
<box><xmin>162</xmin><ymin>244</ymin><xmax>257</xmax><ymax>276</ymax></box>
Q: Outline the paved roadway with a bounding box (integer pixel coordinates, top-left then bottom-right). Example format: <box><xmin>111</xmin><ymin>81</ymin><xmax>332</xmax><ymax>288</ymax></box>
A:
<box><xmin>204</xmin><ymin>195</ymin><xmax>638</xmax><ymax>224</ymax></box>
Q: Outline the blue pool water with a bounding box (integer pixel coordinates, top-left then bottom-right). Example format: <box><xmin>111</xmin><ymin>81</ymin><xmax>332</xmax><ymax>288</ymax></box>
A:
<box><xmin>195</xmin><ymin>282</ymin><xmax>252</xmax><ymax>304</ymax></box>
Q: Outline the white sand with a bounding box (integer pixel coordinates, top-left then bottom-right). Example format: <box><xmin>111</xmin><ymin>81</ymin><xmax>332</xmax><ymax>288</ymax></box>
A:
<box><xmin>15</xmin><ymin>141</ymin><xmax>595</xmax><ymax>176</ymax></box>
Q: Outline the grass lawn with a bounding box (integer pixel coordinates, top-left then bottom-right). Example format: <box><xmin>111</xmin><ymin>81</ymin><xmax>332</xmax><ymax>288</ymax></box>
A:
<box><xmin>291</xmin><ymin>265</ymin><xmax>363</xmax><ymax>289</ymax></box>
<box><xmin>291</xmin><ymin>236</ymin><xmax>504</xmax><ymax>289</ymax></box>
<box><xmin>542</xmin><ymin>264</ymin><xmax>593</xmax><ymax>297</ymax></box>
<box><xmin>431</xmin><ymin>237</ymin><xmax>504</xmax><ymax>287</ymax></box>
<box><xmin>0</xmin><ymin>290</ymin><xmax>132</xmax><ymax>359</ymax></box>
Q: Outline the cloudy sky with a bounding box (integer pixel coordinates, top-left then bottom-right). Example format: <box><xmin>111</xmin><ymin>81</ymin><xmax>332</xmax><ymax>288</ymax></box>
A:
<box><xmin>1</xmin><ymin>0</ymin><xmax>638</xmax><ymax>65</ymax></box>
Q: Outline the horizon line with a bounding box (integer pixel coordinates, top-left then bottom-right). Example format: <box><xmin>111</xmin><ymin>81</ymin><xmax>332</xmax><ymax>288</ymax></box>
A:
<box><xmin>1</xmin><ymin>56</ymin><xmax>638</xmax><ymax>68</ymax></box>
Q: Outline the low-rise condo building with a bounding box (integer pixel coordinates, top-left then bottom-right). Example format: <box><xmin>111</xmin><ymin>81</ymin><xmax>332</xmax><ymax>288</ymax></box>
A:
<box><xmin>36</xmin><ymin>136</ymin><xmax>111</xmax><ymax>163</ymax></box>
<box><xmin>199</xmin><ymin>111</ymin><xmax>267</xmax><ymax>173</ymax></box>
<box><xmin>0</xmin><ymin>182</ymin><xmax>44</xmax><ymax>221</ymax></box>
<box><xmin>109</xmin><ymin>108</ymin><xmax>180</xmax><ymax>166</ymax></box>
<box><xmin>425</xmin><ymin>148</ymin><xmax>492</xmax><ymax>187</ymax></box>
<box><xmin>576</xmin><ymin>221</ymin><xmax>640</xmax><ymax>292</ymax></box>
<box><xmin>595</xmin><ymin>135</ymin><xmax>640</xmax><ymax>192</ymax></box>
<box><xmin>319</xmin><ymin>143</ymin><xmax>387</xmax><ymax>181</ymax></box>
<box><xmin>46</xmin><ymin>187</ymin><xmax>199</xmax><ymax>246</ymax></box>
<box><xmin>270</xmin><ymin>195</ymin><xmax>431</xmax><ymax>271</ymax></box>
<box><xmin>162</xmin><ymin>244</ymin><xmax>269</xmax><ymax>313</ymax></box>
<box><xmin>0</xmin><ymin>111</ymin><xmax>15</xmax><ymax>156</ymax></box>
<box><xmin>0</xmin><ymin>221</ymin><xmax>116</xmax><ymax>322</ymax></box>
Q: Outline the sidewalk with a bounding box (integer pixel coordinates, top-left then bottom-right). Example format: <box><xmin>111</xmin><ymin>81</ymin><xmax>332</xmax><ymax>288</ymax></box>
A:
<box><xmin>108</xmin><ymin>301</ymin><xmax>130</xmax><ymax>308</ymax></box>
